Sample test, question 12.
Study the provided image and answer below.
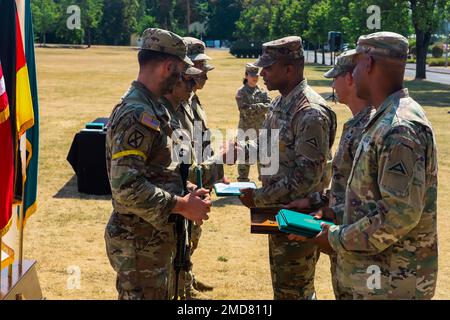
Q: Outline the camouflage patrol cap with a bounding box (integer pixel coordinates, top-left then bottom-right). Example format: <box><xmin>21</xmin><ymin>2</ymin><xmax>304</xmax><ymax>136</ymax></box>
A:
<box><xmin>324</xmin><ymin>49</ymin><xmax>357</xmax><ymax>78</ymax></box>
<box><xmin>141</xmin><ymin>28</ymin><xmax>193</xmax><ymax>66</ymax></box>
<box><xmin>254</xmin><ymin>36</ymin><xmax>304</xmax><ymax>68</ymax></box>
<box><xmin>183</xmin><ymin>37</ymin><xmax>212</xmax><ymax>61</ymax></box>
<box><xmin>194</xmin><ymin>59</ymin><xmax>215</xmax><ymax>72</ymax></box>
<box><xmin>184</xmin><ymin>66</ymin><xmax>203</xmax><ymax>76</ymax></box>
<box><xmin>356</xmin><ymin>31</ymin><xmax>409</xmax><ymax>60</ymax></box>
<box><xmin>245</xmin><ymin>63</ymin><xmax>259</xmax><ymax>77</ymax></box>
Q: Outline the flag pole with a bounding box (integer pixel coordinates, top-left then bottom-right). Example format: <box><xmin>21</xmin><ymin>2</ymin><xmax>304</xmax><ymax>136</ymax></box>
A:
<box><xmin>18</xmin><ymin>204</ymin><xmax>24</xmax><ymax>275</ymax></box>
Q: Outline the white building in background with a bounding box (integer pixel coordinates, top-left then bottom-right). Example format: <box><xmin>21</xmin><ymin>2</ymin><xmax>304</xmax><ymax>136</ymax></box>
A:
<box><xmin>130</xmin><ymin>34</ymin><xmax>143</xmax><ymax>47</ymax></box>
<box><xmin>189</xmin><ymin>21</ymin><xmax>207</xmax><ymax>38</ymax></box>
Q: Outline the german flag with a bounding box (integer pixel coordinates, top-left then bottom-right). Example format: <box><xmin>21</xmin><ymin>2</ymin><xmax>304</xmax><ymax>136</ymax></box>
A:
<box><xmin>15</xmin><ymin>10</ymin><xmax>34</xmax><ymax>137</ymax></box>
<box><xmin>0</xmin><ymin>1</ymin><xmax>17</xmax><ymax>241</ymax></box>
<box><xmin>0</xmin><ymin>0</ymin><xmax>39</xmax><ymax>269</ymax></box>
<box><xmin>0</xmin><ymin>61</ymin><xmax>15</xmax><ymax>269</ymax></box>
<box><xmin>0</xmin><ymin>62</ymin><xmax>14</xmax><ymax>237</ymax></box>
<box><xmin>0</xmin><ymin>0</ymin><xmax>35</xmax><ymax>204</ymax></box>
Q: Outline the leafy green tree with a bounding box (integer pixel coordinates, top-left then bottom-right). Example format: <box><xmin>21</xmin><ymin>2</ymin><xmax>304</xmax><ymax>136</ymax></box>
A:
<box><xmin>79</xmin><ymin>0</ymin><xmax>104</xmax><ymax>47</ymax></box>
<box><xmin>410</xmin><ymin>0</ymin><xmax>448</xmax><ymax>79</ymax></box>
<box><xmin>235</xmin><ymin>0</ymin><xmax>274</xmax><ymax>41</ymax></box>
<box><xmin>135</xmin><ymin>15</ymin><xmax>159</xmax><ymax>35</ymax></box>
<box><xmin>31</xmin><ymin>0</ymin><xmax>60</xmax><ymax>46</ymax></box>
<box><xmin>305</xmin><ymin>0</ymin><xmax>333</xmax><ymax>64</ymax></box>
<box><xmin>207</xmin><ymin>0</ymin><xmax>242</xmax><ymax>40</ymax></box>
<box><xmin>338</xmin><ymin>0</ymin><xmax>411</xmax><ymax>46</ymax></box>
<box><xmin>99</xmin><ymin>0</ymin><xmax>139</xmax><ymax>45</ymax></box>
<box><xmin>269</xmin><ymin>0</ymin><xmax>314</xmax><ymax>39</ymax></box>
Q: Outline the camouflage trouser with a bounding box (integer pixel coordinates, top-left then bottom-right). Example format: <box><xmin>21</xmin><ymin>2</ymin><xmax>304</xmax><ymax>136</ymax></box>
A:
<box><xmin>268</xmin><ymin>234</ymin><xmax>320</xmax><ymax>300</ymax></box>
<box><xmin>329</xmin><ymin>253</ymin><xmax>353</xmax><ymax>300</ymax></box>
<box><xmin>183</xmin><ymin>222</ymin><xmax>202</xmax><ymax>292</ymax></box>
<box><xmin>105</xmin><ymin>212</ymin><xmax>177</xmax><ymax>300</ymax></box>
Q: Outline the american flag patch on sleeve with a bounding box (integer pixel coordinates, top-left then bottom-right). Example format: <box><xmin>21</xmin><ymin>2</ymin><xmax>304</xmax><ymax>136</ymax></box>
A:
<box><xmin>140</xmin><ymin>112</ymin><xmax>160</xmax><ymax>132</ymax></box>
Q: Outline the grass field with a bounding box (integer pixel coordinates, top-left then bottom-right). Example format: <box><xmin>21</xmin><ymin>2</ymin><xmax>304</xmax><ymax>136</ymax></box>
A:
<box><xmin>24</xmin><ymin>46</ymin><xmax>450</xmax><ymax>299</ymax></box>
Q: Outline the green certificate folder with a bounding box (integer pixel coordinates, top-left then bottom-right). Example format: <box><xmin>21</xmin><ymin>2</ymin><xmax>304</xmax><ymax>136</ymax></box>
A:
<box><xmin>213</xmin><ymin>182</ymin><xmax>257</xmax><ymax>196</ymax></box>
<box><xmin>85</xmin><ymin>122</ymin><xmax>104</xmax><ymax>130</ymax></box>
<box><xmin>276</xmin><ymin>209</ymin><xmax>335</xmax><ymax>238</ymax></box>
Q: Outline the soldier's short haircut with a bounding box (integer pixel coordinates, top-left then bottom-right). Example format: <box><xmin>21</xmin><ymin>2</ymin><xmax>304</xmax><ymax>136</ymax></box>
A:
<box><xmin>138</xmin><ymin>49</ymin><xmax>179</xmax><ymax>67</ymax></box>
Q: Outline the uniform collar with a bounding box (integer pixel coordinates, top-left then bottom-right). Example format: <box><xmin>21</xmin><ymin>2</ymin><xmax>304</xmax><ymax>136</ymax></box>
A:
<box><xmin>189</xmin><ymin>92</ymin><xmax>197</xmax><ymax>104</ymax></box>
<box><xmin>376</xmin><ymin>88</ymin><xmax>409</xmax><ymax>114</ymax></box>
<box><xmin>344</xmin><ymin>105</ymin><xmax>372</xmax><ymax>129</ymax></box>
<box><xmin>131</xmin><ymin>81</ymin><xmax>158</xmax><ymax>103</ymax></box>
<box><xmin>279</xmin><ymin>79</ymin><xmax>308</xmax><ymax>111</ymax></box>
<box><xmin>244</xmin><ymin>83</ymin><xmax>257</xmax><ymax>92</ymax></box>
<box><xmin>365</xmin><ymin>88</ymin><xmax>409</xmax><ymax>130</ymax></box>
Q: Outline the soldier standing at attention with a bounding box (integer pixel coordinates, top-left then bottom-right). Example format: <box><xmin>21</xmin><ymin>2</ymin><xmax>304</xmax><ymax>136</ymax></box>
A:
<box><xmin>179</xmin><ymin>37</ymin><xmax>239</xmax><ymax>298</ymax></box>
<box><xmin>239</xmin><ymin>36</ymin><xmax>337</xmax><ymax>300</ymax></box>
<box><xmin>183</xmin><ymin>37</ymin><xmax>214</xmax><ymax>147</ymax></box>
<box><xmin>182</xmin><ymin>37</ymin><xmax>229</xmax><ymax>189</ymax></box>
<box><xmin>160</xmin><ymin>66</ymin><xmax>238</xmax><ymax>299</ymax></box>
<box><xmin>284</xmin><ymin>49</ymin><xmax>372</xmax><ymax>300</ymax></box>
<box><xmin>291</xmin><ymin>32</ymin><xmax>438</xmax><ymax>300</ymax></box>
<box><xmin>236</xmin><ymin>63</ymin><xmax>271</xmax><ymax>182</ymax></box>
<box><xmin>104</xmin><ymin>28</ymin><xmax>212</xmax><ymax>300</ymax></box>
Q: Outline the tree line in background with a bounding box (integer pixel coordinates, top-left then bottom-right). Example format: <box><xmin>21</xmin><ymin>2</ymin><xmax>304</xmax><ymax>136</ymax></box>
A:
<box><xmin>31</xmin><ymin>0</ymin><xmax>449</xmax><ymax>78</ymax></box>
<box><xmin>31</xmin><ymin>0</ymin><xmax>243</xmax><ymax>46</ymax></box>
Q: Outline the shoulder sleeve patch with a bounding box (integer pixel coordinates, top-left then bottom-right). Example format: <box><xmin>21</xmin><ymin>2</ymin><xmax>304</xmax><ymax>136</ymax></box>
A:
<box><xmin>127</xmin><ymin>130</ymin><xmax>144</xmax><ymax>148</ymax></box>
<box><xmin>380</xmin><ymin>142</ymin><xmax>416</xmax><ymax>197</ymax></box>
<box><xmin>140</xmin><ymin>112</ymin><xmax>160</xmax><ymax>132</ymax></box>
<box><xmin>296</xmin><ymin>117</ymin><xmax>328</xmax><ymax>162</ymax></box>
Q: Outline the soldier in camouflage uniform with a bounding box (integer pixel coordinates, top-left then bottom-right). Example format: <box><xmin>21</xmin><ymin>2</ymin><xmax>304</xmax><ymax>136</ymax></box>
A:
<box><xmin>183</xmin><ymin>37</ymin><xmax>215</xmax><ymax>149</ymax></box>
<box><xmin>239</xmin><ymin>36</ymin><xmax>337</xmax><ymax>300</ymax></box>
<box><xmin>180</xmin><ymin>37</ymin><xmax>230</xmax><ymax>298</ymax></box>
<box><xmin>285</xmin><ymin>49</ymin><xmax>372</xmax><ymax>299</ymax></box>
<box><xmin>104</xmin><ymin>28</ymin><xmax>212</xmax><ymax>300</ymax></box>
<box><xmin>236</xmin><ymin>63</ymin><xmax>271</xmax><ymax>182</ymax></box>
<box><xmin>160</xmin><ymin>64</ymin><xmax>237</xmax><ymax>299</ymax></box>
<box><xmin>293</xmin><ymin>32</ymin><xmax>438</xmax><ymax>300</ymax></box>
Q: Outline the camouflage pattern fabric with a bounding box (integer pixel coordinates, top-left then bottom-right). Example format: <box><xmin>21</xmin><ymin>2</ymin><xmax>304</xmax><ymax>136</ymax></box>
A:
<box><xmin>105</xmin><ymin>81</ymin><xmax>183</xmax><ymax>300</ymax></box>
<box><xmin>236</xmin><ymin>84</ymin><xmax>271</xmax><ymax>130</ymax></box>
<box><xmin>159</xmin><ymin>96</ymin><xmax>224</xmax><ymax>192</ymax></box>
<box><xmin>327</xmin><ymin>106</ymin><xmax>372</xmax><ymax>299</ymax></box>
<box><xmin>141</xmin><ymin>28</ymin><xmax>193</xmax><ymax>65</ymax></box>
<box><xmin>254</xmin><ymin>80</ymin><xmax>337</xmax><ymax>207</ymax></box>
<box><xmin>236</xmin><ymin>83</ymin><xmax>271</xmax><ymax>181</ymax></box>
<box><xmin>328</xmin><ymin>88</ymin><xmax>438</xmax><ymax>300</ymax></box>
<box><xmin>329</xmin><ymin>106</ymin><xmax>373</xmax><ymax>224</ymax></box>
<box><xmin>185</xmin><ymin>93</ymin><xmax>223</xmax><ymax>295</ymax></box>
<box><xmin>183</xmin><ymin>36</ymin><xmax>212</xmax><ymax>62</ymax></box>
<box><xmin>159</xmin><ymin>94</ymin><xmax>223</xmax><ymax>297</ymax></box>
<box><xmin>254</xmin><ymin>36</ymin><xmax>304</xmax><ymax>68</ymax></box>
<box><xmin>254</xmin><ymin>79</ymin><xmax>337</xmax><ymax>299</ymax></box>
<box><xmin>190</xmin><ymin>93</ymin><xmax>208</xmax><ymax>132</ymax></box>
<box><xmin>324</xmin><ymin>49</ymin><xmax>357</xmax><ymax>79</ymax></box>
<box><xmin>355</xmin><ymin>31</ymin><xmax>409</xmax><ymax>60</ymax></box>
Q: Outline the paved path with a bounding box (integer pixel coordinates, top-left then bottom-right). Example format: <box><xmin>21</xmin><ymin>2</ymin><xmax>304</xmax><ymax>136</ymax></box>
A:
<box><xmin>304</xmin><ymin>50</ymin><xmax>450</xmax><ymax>85</ymax></box>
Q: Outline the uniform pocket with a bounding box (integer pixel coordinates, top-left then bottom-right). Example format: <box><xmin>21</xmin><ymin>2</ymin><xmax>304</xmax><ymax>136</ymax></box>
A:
<box><xmin>104</xmin><ymin>214</ymin><xmax>137</xmax><ymax>273</ymax></box>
